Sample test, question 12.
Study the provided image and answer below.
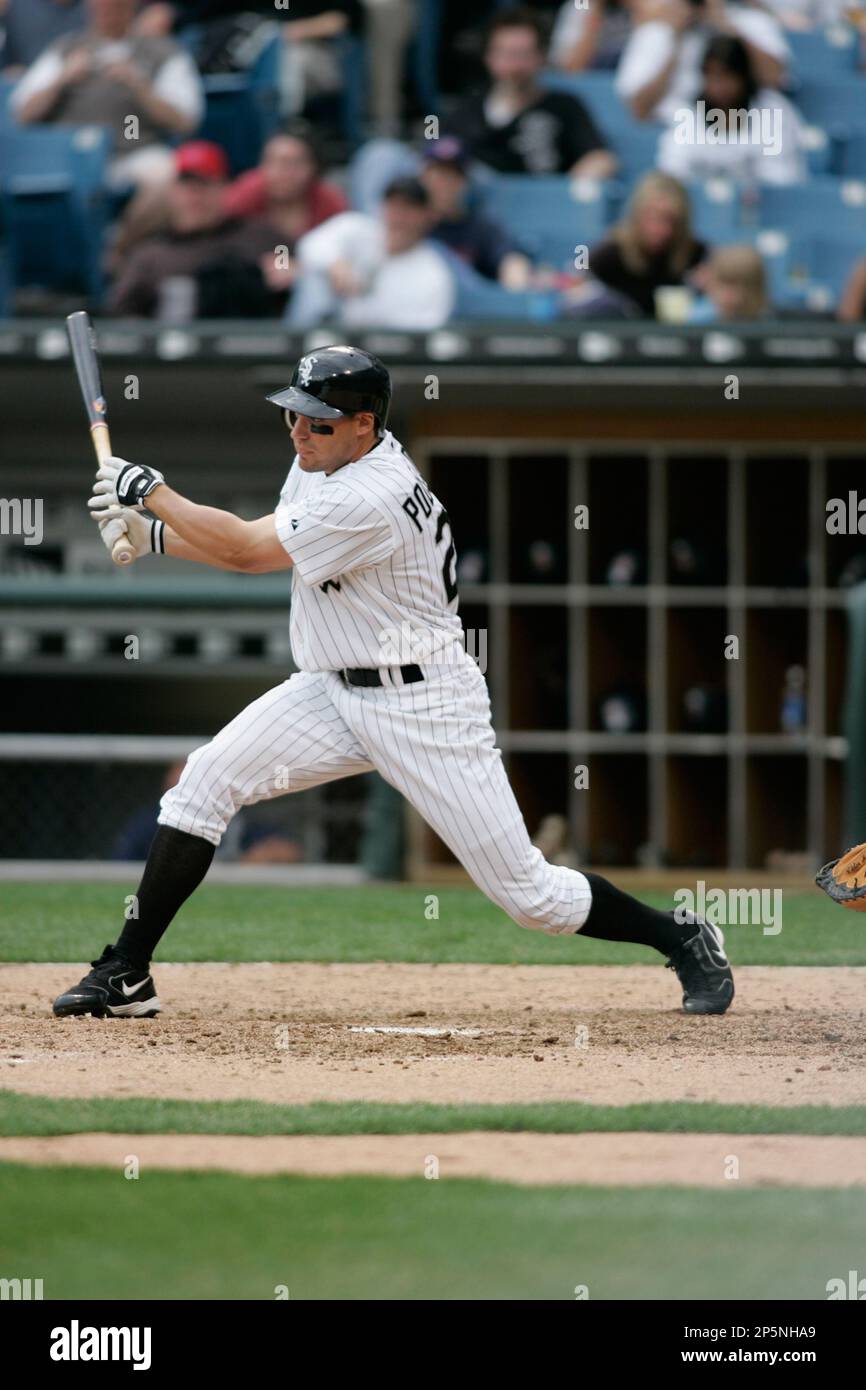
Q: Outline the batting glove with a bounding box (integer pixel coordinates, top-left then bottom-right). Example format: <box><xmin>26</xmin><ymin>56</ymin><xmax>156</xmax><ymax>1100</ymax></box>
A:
<box><xmin>98</xmin><ymin>508</ymin><xmax>165</xmax><ymax>561</ymax></box>
<box><xmin>88</xmin><ymin>455</ymin><xmax>165</xmax><ymax>517</ymax></box>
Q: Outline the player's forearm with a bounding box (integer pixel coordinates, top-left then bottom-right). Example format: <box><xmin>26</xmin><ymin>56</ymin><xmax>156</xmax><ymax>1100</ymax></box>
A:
<box><xmin>147</xmin><ymin>485</ymin><xmax>257</xmax><ymax>568</ymax></box>
<box><xmin>163</xmin><ymin>526</ymin><xmax>248</xmax><ymax>570</ymax></box>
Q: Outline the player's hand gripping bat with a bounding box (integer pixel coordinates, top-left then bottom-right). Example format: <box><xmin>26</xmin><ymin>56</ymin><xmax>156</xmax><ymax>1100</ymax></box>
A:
<box><xmin>66</xmin><ymin>310</ymin><xmax>135</xmax><ymax>566</ymax></box>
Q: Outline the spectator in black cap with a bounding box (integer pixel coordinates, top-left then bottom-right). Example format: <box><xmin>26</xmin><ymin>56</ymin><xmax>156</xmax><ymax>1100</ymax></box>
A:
<box><xmin>287</xmin><ymin>174</ymin><xmax>456</xmax><ymax>329</ymax></box>
<box><xmin>421</xmin><ymin>138</ymin><xmax>534</xmax><ymax>289</ymax></box>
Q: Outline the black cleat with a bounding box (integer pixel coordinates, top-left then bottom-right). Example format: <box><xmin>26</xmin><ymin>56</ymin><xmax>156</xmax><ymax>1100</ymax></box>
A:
<box><xmin>52</xmin><ymin>946</ymin><xmax>161</xmax><ymax>1019</ymax></box>
<box><xmin>666</xmin><ymin>914</ymin><xmax>734</xmax><ymax>1015</ymax></box>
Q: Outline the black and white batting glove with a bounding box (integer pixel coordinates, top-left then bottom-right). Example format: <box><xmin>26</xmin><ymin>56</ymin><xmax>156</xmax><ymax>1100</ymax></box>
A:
<box><xmin>98</xmin><ymin>509</ymin><xmax>165</xmax><ymax>560</ymax></box>
<box><xmin>88</xmin><ymin>455</ymin><xmax>165</xmax><ymax>517</ymax></box>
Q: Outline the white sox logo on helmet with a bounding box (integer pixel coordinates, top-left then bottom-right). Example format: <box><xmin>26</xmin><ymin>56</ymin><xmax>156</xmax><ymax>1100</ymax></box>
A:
<box><xmin>297</xmin><ymin>356</ymin><xmax>317</xmax><ymax>387</ymax></box>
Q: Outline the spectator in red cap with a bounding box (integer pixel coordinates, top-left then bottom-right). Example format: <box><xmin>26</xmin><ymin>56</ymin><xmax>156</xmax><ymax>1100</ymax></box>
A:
<box><xmin>109</xmin><ymin>139</ymin><xmax>287</xmax><ymax>318</ymax></box>
<box><xmin>112</xmin><ymin>124</ymin><xmax>347</xmax><ymax>276</ymax></box>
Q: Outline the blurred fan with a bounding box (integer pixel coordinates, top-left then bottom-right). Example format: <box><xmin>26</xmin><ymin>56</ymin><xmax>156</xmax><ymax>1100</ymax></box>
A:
<box><xmin>682</xmin><ymin>684</ymin><xmax>727</xmax><ymax>733</ymax></box>
<box><xmin>605</xmin><ymin>548</ymin><xmax>645</xmax><ymax>586</ymax></box>
<box><xmin>669</xmin><ymin>535</ymin><xmax>726</xmax><ymax>585</ymax></box>
<box><xmin>597</xmin><ymin>686</ymin><xmax>646</xmax><ymax>733</ymax></box>
<box><xmin>456</xmin><ymin>548</ymin><xmax>488</xmax><ymax>584</ymax></box>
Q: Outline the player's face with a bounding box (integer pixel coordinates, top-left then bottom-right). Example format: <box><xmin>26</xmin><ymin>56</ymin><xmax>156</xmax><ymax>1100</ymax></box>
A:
<box><xmin>286</xmin><ymin>409</ymin><xmax>377</xmax><ymax>473</ymax></box>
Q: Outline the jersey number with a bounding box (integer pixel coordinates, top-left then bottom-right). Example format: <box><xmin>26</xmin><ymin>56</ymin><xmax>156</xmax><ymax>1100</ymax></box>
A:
<box><xmin>436</xmin><ymin>508</ymin><xmax>458</xmax><ymax>604</ymax></box>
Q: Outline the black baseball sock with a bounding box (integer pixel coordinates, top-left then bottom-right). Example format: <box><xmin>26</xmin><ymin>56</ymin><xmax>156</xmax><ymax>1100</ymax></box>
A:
<box><xmin>114</xmin><ymin>826</ymin><xmax>215</xmax><ymax>970</ymax></box>
<box><xmin>579</xmin><ymin>872</ymin><xmax>699</xmax><ymax>957</ymax></box>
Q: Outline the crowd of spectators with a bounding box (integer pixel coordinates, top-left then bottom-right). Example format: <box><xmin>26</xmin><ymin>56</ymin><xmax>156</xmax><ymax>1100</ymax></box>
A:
<box><xmin>2</xmin><ymin>0</ymin><xmax>866</xmax><ymax>325</ymax></box>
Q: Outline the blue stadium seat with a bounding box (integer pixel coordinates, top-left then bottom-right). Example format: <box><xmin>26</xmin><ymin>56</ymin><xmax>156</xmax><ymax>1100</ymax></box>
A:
<box><xmin>839</xmin><ymin>128</ymin><xmax>866</xmax><ymax>178</ymax></box>
<box><xmin>437</xmin><ymin>245</ymin><xmax>557</xmax><ymax>320</ymax></box>
<box><xmin>757</xmin><ymin>177</ymin><xmax>866</xmax><ymax>240</ymax></box>
<box><xmin>794</xmin><ymin>76</ymin><xmax>866</xmax><ymax>131</ymax></box>
<box><xmin>800</xmin><ymin>122</ymin><xmax>833</xmax><ymax>176</ymax></box>
<box><xmin>0</xmin><ymin>126</ymin><xmax>111</xmax><ymax>299</ymax></box>
<box><xmin>785</xmin><ymin>235</ymin><xmax>864</xmax><ymax>301</ymax></box>
<box><xmin>337</xmin><ymin>34</ymin><xmax>367</xmax><ymax>148</ymax></box>
<box><xmin>752</xmin><ymin>226</ymin><xmax>862</xmax><ymax>309</ymax></box>
<box><xmin>684</xmin><ymin>178</ymin><xmax>745</xmax><ymax>244</ymax></box>
<box><xmin>197</xmin><ymin>34</ymin><xmax>281</xmax><ymax>174</ymax></box>
<box><xmin>409</xmin><ymin>0</ymin><xmax>441</xmax><ymax>114</ymax></box>
<box><xmin>0</xmin><ymin>77</ymin><xmax>17</xmax><ymax>130</ymax></box>
<box><xmin>543</xmin><ymin>70</ymin><xmax>662</xmax><ymax>183</ymax></box>
<box><xmin>787</xmin><ymin>26</ymin><xmax>859</xmax><ymax>80</ymax></box>
<box><xmin>482</xmin><ymin>174</ymin><xmax>612</xmax><ymax>269</ymax></box>
<box><xmin>453</xmin><ymin>274</ymin><xmax>558</xmax><ymax>321</ymax></box>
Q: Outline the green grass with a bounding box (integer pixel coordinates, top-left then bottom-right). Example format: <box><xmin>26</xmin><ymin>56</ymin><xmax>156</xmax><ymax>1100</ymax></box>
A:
<box><xmin>1</xmin><ymin>882</ymin><xmax>862</xmax><ymax>965</ymax></box>
<box><xmin>2</xmin><ymin>1091</ymin><xmax>864</xmax><ymax>1138</ymax></box>
<box><xmin>1</xmin><ymin>1163</ymin><xmax>862</xmax><ymax>1300</ymax></box>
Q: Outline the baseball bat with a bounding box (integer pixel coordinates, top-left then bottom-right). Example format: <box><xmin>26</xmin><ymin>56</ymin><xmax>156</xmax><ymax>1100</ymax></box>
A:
<box><xmin>66</xmin><ymin>310</ymin><xmax>135</xmax><ymax>566</ymax></box>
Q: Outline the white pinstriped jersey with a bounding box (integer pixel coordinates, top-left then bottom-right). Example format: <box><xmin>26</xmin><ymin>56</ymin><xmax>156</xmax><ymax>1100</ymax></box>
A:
<box><xmin>161</xmin><ymin>437</ymin><xmax>595</xmax><ymax>939</ymax></box>
<box><xmin>274</xmin><ymin>430</ymin><xmax>464</xmax><ymax>672</ymax></box>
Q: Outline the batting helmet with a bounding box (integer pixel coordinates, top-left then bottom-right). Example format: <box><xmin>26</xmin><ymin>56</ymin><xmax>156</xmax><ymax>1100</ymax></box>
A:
<box><xmin>266</xmin><ymin>346</ymin><xmax>391</xmax><ymax>431</ymax></box>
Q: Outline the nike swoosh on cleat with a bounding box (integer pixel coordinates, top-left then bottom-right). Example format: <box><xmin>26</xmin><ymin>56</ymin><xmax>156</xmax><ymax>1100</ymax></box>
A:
<box><xmin>119</xmin><ymin>977</ymin><xmax>150</xmax><ymax>997</ymax></box>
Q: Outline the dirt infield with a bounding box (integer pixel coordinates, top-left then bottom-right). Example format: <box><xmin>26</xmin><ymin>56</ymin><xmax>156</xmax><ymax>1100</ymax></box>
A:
<box><xmin>2</xmin><ymin>962</ymin><xmax>864</xmax><ymax>1108</ymax></box>
<box><xmin>2</xmin><ymin>1130</ymin><xmax>866</xmax><ymax>1186</ymax></box>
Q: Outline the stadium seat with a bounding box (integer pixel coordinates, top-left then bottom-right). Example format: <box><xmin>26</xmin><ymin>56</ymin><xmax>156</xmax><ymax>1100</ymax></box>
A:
<box><xmin>794</xmin><ymin>77</ymin><xmax>866</xmax><ymax>131</ymax></box>
<box><xmin>197</xmin><ymin>34</ymin><xmax>281</xmax><ymax>174</ymax></box>
<box><xmin>409</xmin><ymin>0</ymin><xmax>441</xmax><ymax>114</ymax></box>
<box><xmin>0</xmin><ymin>126</ymin><xmax>111</xmax><ymax>299</ymax></box>
<box><xmin>683</xmin><ymin>178</ymin><xmax>745</xmax><ymax>245</ymax></box>
<box><xmin>752</xmin><ymin>225</ymin><xmax>861</xmax><ymax>309</ymax></box>
<box><xmin>800</xmin><ymin>123</ymin><xmax>833</xmax><ymax>177</ymax></box>
<box><xmin>787</xmin><ymin>26</ymin><xmax>859</xmax><ymax>80</ymax></box>
<box><xmin>543</xmin><ymin>70</ymin><xmax>662</xmax><ymax>183</ymax></box>
<box><xmin>437</xmin><ymin>244</ymin><xmax>557</xmax><ymax>320</ymax></box>
<box><xmin>757</xmin><ymin>177</ymin><xmax>866</xmax><ymax>241</ymax></box>
<box><xmin>785</xmin><ymin>235</ymin><xmax>864</xmax><ymax>301</ymax></box>
<box><xmin>0</xmin><ymin>77</ymin><xmax>17</xmax><ymax>131</ymax></box>
<box><xmin>337</xmin><ymin>34</ymin><xmax>367</xmax><ymax>148</ymax></box>
<box><xmin>839</xmin><ymin>129</ymin><xmax>866</xmax><ymax>178</ymax></box>
<box><xmin>482</xmin><ymin>174</ymin><xmax>612</xmax><ymax>269</ymax></box>
<box><xmin>453</xmin><ymin>274</ymin><xmax>558</xmax><ymax>321</ymax></box>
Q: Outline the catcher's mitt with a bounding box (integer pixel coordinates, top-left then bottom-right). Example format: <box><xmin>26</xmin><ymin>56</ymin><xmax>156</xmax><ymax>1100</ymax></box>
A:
<box><xmin>815</xmin><ymin>844</ymin><xmax>866</xmax><ymax>911</ymax></box>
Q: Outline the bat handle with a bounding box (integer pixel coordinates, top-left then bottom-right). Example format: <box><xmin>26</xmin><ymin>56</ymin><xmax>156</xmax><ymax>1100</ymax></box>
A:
<box><xmin>91</xmin><ymin>423</ymin><xmax>135</xmax><ymax>566</ymax></box>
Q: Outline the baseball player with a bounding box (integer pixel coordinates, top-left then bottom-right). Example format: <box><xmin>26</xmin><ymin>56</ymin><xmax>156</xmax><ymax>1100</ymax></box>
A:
<box><xmin>52</xmin><ymin>346</ymin><xmax>734</xmax><ymax>1019</ymax></box>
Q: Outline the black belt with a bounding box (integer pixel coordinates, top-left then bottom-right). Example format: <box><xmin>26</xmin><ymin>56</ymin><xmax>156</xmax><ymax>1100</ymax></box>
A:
<box><xmin>341</xmin><ymin>663</ymin><xmax>424</xmax><ymax>688</ymax></box>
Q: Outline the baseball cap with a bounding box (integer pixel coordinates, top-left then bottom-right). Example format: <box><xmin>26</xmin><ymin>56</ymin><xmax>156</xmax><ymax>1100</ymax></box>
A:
<box><xmin>382</xmin><ymin>176</ymin><xmax>430</xmax><ymax>206</ymax></box>
<box><xmin>423</xmin><ymin>137</ymin><xmax>468</xmax><ymax>172</ymax></box>
<box><xmin>175</xmin><ymin>141</ymin><xmax>229</xmax><ymax>183</ymax></box>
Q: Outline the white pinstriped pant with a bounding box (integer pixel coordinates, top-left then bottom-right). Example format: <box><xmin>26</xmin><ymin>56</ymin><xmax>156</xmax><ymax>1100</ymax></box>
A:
<box><xmin>159</xmin><ymin>650</ymin><xmax>593</xmax><ymax>935</ymax></box>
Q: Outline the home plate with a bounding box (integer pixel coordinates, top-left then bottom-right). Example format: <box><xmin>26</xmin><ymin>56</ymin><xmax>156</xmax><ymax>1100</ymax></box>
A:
<box><xmin>349</xmin><ymin>1026</ymin><xmax>483</xmax><ymax>1038</ymax></box>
